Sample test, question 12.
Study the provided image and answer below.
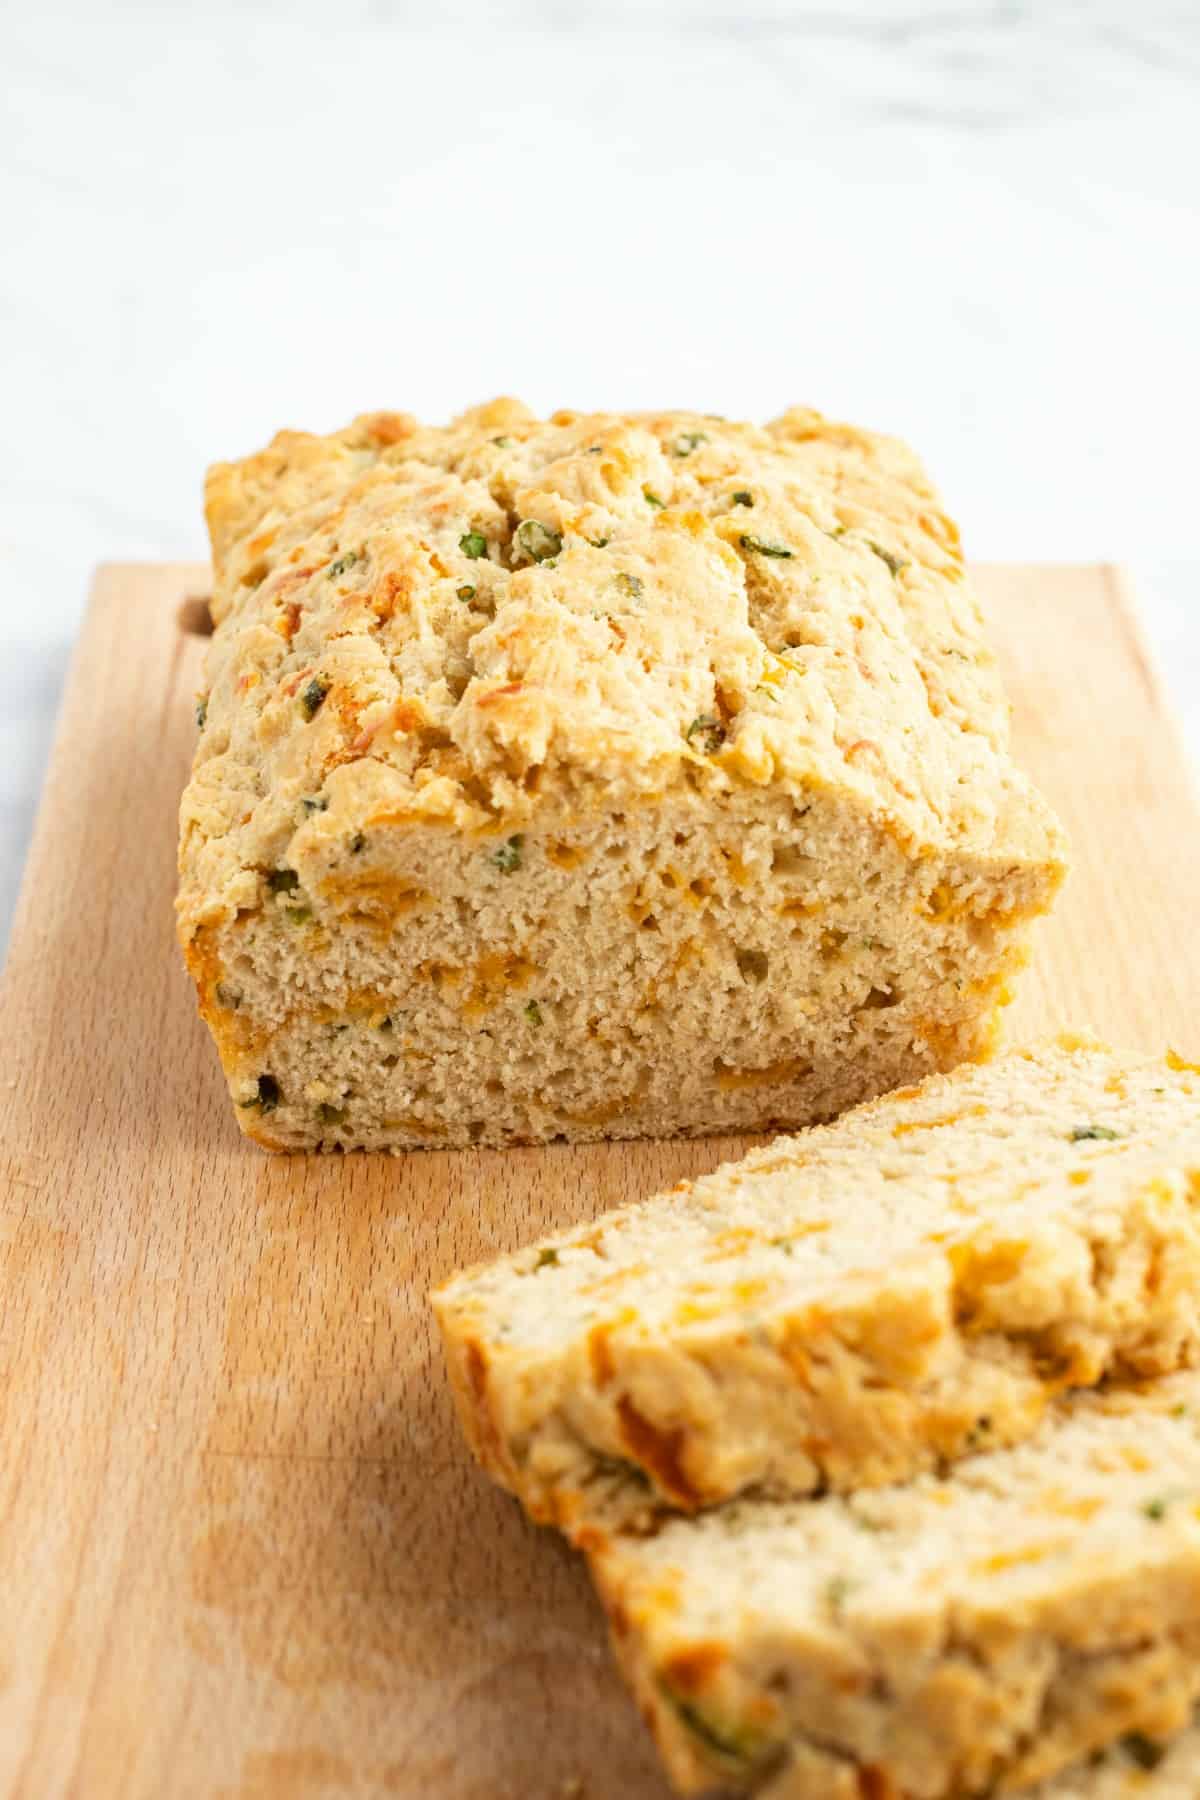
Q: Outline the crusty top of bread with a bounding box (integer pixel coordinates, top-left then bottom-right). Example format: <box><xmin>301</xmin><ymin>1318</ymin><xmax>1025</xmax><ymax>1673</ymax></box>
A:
<box><xmin>436</xmin><ymin>1036</ymin><xmax>1200</xmax><ymax>1362</ymax></box>
<box><xmin>180</xmin><ymin>399</ymin><xmax>1062</xmax><ymax>937</ymax></box>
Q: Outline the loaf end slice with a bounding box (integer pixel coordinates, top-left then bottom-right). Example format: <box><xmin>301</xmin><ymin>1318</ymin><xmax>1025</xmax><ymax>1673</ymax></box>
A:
<box><xmin>433</xmin><ymin>1039</ymin><xmax>1200</xmax><ymax>1533</ymax></box>
<box><xmin>179</xmin><ymin>400</ymin><xmax>1063</xmax><ymax>1150</ymax></box>
<box><xmin>587</xmin><ymin>1371</ymin><xmax>1200</xmax><ymax>1798</ymax></box>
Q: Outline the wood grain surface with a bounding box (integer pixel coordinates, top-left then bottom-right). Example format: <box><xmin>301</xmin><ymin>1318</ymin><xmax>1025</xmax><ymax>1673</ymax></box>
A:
<box><xmin>2</xmin><ymin>563</ymin><xmax>1199</xmax><ymax>1800</ymax></box>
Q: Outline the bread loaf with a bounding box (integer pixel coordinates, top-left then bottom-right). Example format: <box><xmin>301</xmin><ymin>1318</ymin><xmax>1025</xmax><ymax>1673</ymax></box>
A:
<box><xmin>179</xmin><ymin>400</ymin><xmax>1063</xmax><ymax>1150</ymax></box>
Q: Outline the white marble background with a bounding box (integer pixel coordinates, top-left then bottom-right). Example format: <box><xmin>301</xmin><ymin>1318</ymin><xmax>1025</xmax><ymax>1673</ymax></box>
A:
<box><xmin>2</xmin><ymin>0</ymin><xmax>1198</xmax><ymax>956</ymax></box>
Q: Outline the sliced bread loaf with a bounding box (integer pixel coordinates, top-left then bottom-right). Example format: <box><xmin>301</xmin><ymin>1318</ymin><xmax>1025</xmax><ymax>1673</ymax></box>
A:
<box><xmin>587</xmin><ymin>1371</ymin><xmax>1200</xmax><ymax>1798</ymax></box>
<box><xmin>434</xmin><ymin>1039</ymin><xmax>1200</xmax><ymax>1535</ymax></box>
<box><xmin>180</xmin><ymin>400</ymin><xmax>1064</xmax><ymax>1150</ymax></box>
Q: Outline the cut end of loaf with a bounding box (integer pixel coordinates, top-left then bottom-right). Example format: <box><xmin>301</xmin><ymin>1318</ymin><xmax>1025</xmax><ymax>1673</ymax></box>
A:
<box><xmin>182</xmin><ymin>783</ymin><xmax>1060</xmax><ymax>1153</ymax></box>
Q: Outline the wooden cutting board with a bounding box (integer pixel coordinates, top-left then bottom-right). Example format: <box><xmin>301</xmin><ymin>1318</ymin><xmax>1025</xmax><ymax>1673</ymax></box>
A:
<box><xmin>2</xmin><ymin>564</ymin><xmax>1199</xmax><ymax>1800</ymax></box>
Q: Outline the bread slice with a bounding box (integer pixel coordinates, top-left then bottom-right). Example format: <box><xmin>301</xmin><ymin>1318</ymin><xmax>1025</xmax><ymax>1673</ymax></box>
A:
<box><xmin>179</xmin><ymin>398</ymin><xmax>1064</xmax><ymax>1151</ymax></box>
<box><xmin>586</xmin><ymin>1371</ymin><xmax>1200</xmax><ymax>1798</ymax></box>
<box><xmin>434</xmin><ymin>1040</ymin><xmax>1200</xmax><ymax>1534</ymax></box>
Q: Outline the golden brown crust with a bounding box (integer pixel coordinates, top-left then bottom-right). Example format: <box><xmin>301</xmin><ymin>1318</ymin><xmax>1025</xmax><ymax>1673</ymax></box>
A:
<box><xmin>180</xmin><ymin>398</ymin><xmax>1063</xmax><ymax>947</ymax></box>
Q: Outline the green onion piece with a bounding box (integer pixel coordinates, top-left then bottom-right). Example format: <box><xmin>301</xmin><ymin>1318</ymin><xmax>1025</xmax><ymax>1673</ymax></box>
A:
<box><xmin>614</xmin><ymin>572</ymin><xmax>644</xmax><ymax>601</ymax></box>
<box><xmin>300</xmin><ymin>676</ymin><xmax>330</xmax><ymax>719</ymax></box>
<box><xmin>671</xmin><ymin>431</ymin><xmax>707</xmax><ymax>456</ymax></box>
<box><xmin>686</xmin><ymin>715</ymin><xmax>726</xmax><ymax>754</ymax></box>
<box><xmin>327</xmin><ymin>550</ymin><xmax>360</xmax><ymax>580</ymax></box>
<box><xmin>491</xmin><ymin>835</ymin><xmax>524</xmax><ymax>873</ymax></box>
<box><xmin>867</xmin><ymin>540</ymin><xmax>909</xmax><ymax>576</ymax></box>
<box><xmin>195</xmin><ymin>695</ymin><xmax>208</xmax><ymax>728</ymax></box>
<box><xmin>457</xmin><ymin>584</ymin><xmax>476</xmax><ymax>601</ymax></box>
<box><xmin>459</xmin><ymin>530</ymin><xmax>488</xmax><ymax>559</ymax></box>
<box><xmin>267</xmin><ymin>869</ymin><xmax>300</xmax><ymax>894</ymax></box>
<box><xmin>739</xmin><ymin>534</ymin><xmax>793</xmax><ymax>559</ymax></box>
<box><xmin>731</xmin><ymin>491</ymin><xmax>753</xmax><ymax>507</ymax></box>
<box><xmin>659</xmin><ymin>1689</ymin><xmax>765</xmax><ymax>1771</ymax></box>
<box><xmin>514</xmin><ymin>520</ymin><xmax>562</xmax><ymax>563</ymax></box>
<box><xmin>735</xmin><ymin>948</ymin><xmax>769</xmax><ymax>984</ymax></box>
<box><xmin>534</xmin><ymin>1247</ymin><xmax>559</xmax><ymax>1269</ymax></box>
<box><xmin>1070</xmin><ymin>1124</ymin><xmax>1121</xmax><ymax>1141</ymax></box>
<box><xmin>643</xmin><ymin>488</ymin><xmax>665</xmax><ymax>510</ymax></box>
<box><xmin>525</xmin><ymin>999</ymin><xmax>543</xmax><ymax>1027</ymax></box>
